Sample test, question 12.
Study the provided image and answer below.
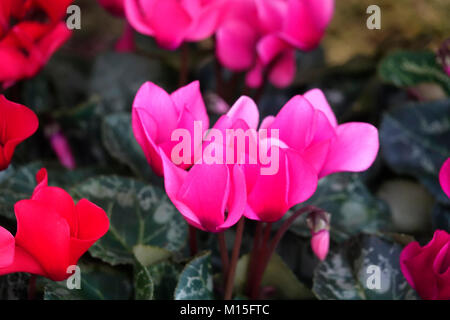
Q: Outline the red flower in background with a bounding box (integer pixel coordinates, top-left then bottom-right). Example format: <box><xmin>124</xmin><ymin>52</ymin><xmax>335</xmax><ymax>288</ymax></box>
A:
<box><xmin>0</xmin><ymin>168</ymin><xmax>110</xmax><ymax>281</ymax></box>
<box><xmin>0</xmin><ymin>95</ymin><xmax>38</xmax><ymax>171</ymax></box>
<box><xmin>0</xmin><ymin>0</ymin><xmax>72</xmax><ymax>88</ymax></box>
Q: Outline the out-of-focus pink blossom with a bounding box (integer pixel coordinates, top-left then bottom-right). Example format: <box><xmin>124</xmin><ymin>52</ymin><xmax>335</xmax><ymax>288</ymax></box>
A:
<box><xmin>125</xmin><ymin>0</ymin><xmax>227</xmax><ymax>50</ymax></box>
<box><xmin>216</xmin><ymin>0</ymin><xmax>334</xmax><ymax>88</ymax></box>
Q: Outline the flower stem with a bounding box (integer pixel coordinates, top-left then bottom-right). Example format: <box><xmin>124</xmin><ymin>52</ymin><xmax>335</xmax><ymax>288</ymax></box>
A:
<box><xmin>28</xmin><ymin>275</ymin><xmax>37</xmax><ymax>300</ymax></box>
<box><xmin>218</xmin><ymin>232</ymin><xmax>230</xmax><ymax>286</ymax></box>
<box><xmin>188</xmin><ymin>225</ymin><xmax>198</xmax><ymax>256</ymax></box>
<box><xmin>248</xmin><ymin>206</ymin><xmax>322</xmax><ymax>299</ymax></box>
<box><xmin>246</xmin><ymin>221</ymin><xmax>263</xmax><ymax>297</ymax></box>
<box><xmin>224</xmin><ymin>217</ymin><xmax>245</xmax><ymax>300</ymax></box>
<box><xmin>179</xmin><ymin>43</ymin><xmax>190</xmax><ymax>86</ymax></box>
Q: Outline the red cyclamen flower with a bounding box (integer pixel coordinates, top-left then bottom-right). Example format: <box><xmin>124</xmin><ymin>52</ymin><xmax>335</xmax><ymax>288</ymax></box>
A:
<box><xmin>0</xmin><ymin>168</ymin><xmax>109</xmax><ymax>281</ymax></box>
<box><xmin>0</xmin><ymin>95</ymin><xmax>39</xmax><ymax>171</ymax></box>
<box><xmin>0</xmin><ymin>0</ymin><xmax>72</xmax><ymax>88</ymax></box>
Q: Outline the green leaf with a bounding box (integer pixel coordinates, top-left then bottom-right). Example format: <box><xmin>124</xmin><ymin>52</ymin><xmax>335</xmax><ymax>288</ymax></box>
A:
<box><xmin>89</xmin><ymin>52</ymin><xmax>165</xmax><ymax>114</ymax></box>
<box><xmin>174</xmin><ymin>252</ymin><xmax>214</xmax><ymax>300</ymax></box>
<box><xmin>43</xmin><ymin>267</ymin><xmax>133</xmax><ymax>300</ymax></box>
<box><xmin>379</xmin><ymin>50</ymin><xmax>450</xmax><ymax>95</ymax></box>
<box><xmin>70</xmin><ymin>175</ymin><xmax>187</xmax><ymax>266</ymax></box>
<box><xmin>312</xmin><ymin>234</ymin><xmax>419</xmax><ymax>300</ymax></box>
<box><xmin>102</xmin><ymin>113</ymin><xmax>152</xmax><ymax>179</ymax></box>
<box><xmin>0</xmin><ymin>273</ymin><xmax>30</xmax><ymax>300</ymax></box>
<box><xmin>148</xmin><ymin>262</ymin><xmax>180</xmax><ymax>300</ymax></box>
<box><xmin>133</xmin><ymin>244</ymin><xmax>172</xmax><ymax>266</ymax></box>
<box><xmin>290</xmin><ymin>173</ymin><xmax>391</xmax><ymax>242</ymax></box>
<box><xmin>380</xmin><ymin>99</ymin><xmax>450</xmax><ymax>203</ymax></box>
<box><xmin>432</xmin><ymin>202</ymin><xmax>450</xmax><ymax>232</ymax></box>
<box><xmin>234</xmin><ymin>254</ymin><xmax>314</xmax><ymax>300</ymax></box>
<box><xmin>134</xmin><ymin>262</ymin><xmax>154</xmax><ymax>300</ymax></box>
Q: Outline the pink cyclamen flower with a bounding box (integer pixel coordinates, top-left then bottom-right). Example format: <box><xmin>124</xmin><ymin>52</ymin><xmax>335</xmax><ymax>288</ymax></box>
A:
<box><xmin>216</xmin><ymin>0</ymin><xmax>334</xmax><ymax>88</ymax></box>
<box><xmin>439</xmin><ymin>158</ymin><xmax>450</xmax><ymax>198</ymax></box>
<box><xmin>203</xmin><ymin>95</ymin><xmax>318</xmax><ymax>223</ymax></box>
<box><xmin>160</xmin><ymin>151</ymin><xmax>247</xmax><ymax>233</ymax></box>
<box><xmin>265</xmin><ymin>88</ymin><xmax>379</xmax><ymax>178</ymax></box>
<box><xmin>400</xmin><ymin>230</ymin><xmax>450</xmax><ymax>300</ymax></box>
<box><xmin>132</xmin><ymin>80</ymin><xmax>209</xmax><ymax>176</ymax></box>
<box><xmin>49</xmin><ymin>132</ymin><xmax>76</xmax><ymax>170</ymax></box>
<box><xmin>125</xmin><ymin>0</ymin><xmax>227</xmax><ymax>50</ymax></box>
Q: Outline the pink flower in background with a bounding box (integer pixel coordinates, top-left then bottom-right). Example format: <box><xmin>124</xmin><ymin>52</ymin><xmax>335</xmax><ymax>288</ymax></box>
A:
<box><xmin>216</xmin><ymin>0</ymin><xmax>334</xmax><ymax>88</ymax></box>
<box><xmin>400</xmin><ymin>230</ymin><xmax>450</xmax><ymax>300</ymax></box>
<box><xmin>132</xmin><ymin>81</ymin><xmax>209</xmax><ymax>176</ymax></box>
<box><xmin>265</xmin><ymin>88</ymin><xmax>379</xmax><ymax>178</ymax></box>
<box><xmin>125</xmin><ymin>0</ymin><xmax>227</xmax><ymax>50</ymax></box>
<box><xmin>439</xmin><ymin>158</ymin><xmax>450</xmax><ymax>198</ymax></box>
<box><xmin>160</xmin><ymin>152</ymin><xmax>247</xmax><ymax>233</ymax></box>
<box><xmin>97</xmin><ymin>0</ymin><xmax>136</xmax><ymax>52</ymax></box>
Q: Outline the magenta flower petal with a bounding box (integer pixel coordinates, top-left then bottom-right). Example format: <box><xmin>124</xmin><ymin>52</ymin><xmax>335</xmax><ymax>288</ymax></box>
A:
<box><xmin>439</xmin><ymin>158</ymin><xmax>450</xmax><ymax>198</ymax></box>
<box><xmin>400</xmin><ymin>230</ymin><xmax>450</xmax><ymax>299</ymax></box>
<box><xmin>304</xmin><ymin>88</ymin><xmax>338</xmax><ymax>128</ymax></box>
<box><xmin>282</xmin><ymin>0</ymin><xmax>334</xmax><ymax>50</ymax></box>
<box><xmin>319</xmin><ymin>122</ymin><xmax>379</xmax><ymax>178</ymax></box>
<box><xmin>257</xmin><ymin>34</ymin><xmax>289</xmax><ymax>65</ymax></box>
<box><xmin>268</xmin><ymin>48</ymin><xmax>296</xmax><ymax>88</ymax></box>
<box><xmin>226</xmin><ymin>96</ymin><xmax>260</xmax><ymax>130</ymax></box>
<box><xmin>260</xmin><ymin>116</ymin><xmax>275</xmax><ymax>130</ymax></box>
<box><xmin>216</xmin><ymin>20</ymin><xmax>258</xmax><ymax>70</ymax></box>
<box><xmin>218</xmin><ymin>165</ymin><xmax>247</xmax><ymax>230</ymax></box>
<box><xmin>185</xmin><ymin>0</ymin><xmax>226</xmax><ymax>41</ymax></box>
<box><xmin>311</xmin><ymin>229</ymin><xmax>329</xmax><ymax>261</ymax></box>
<box><xmin>269</xmin><ymin>95</ymin><xmax>316</xmax><ymax>151</ymax></box>
<box><xmin>255</xmin><ymin>0</ymin><xmax>287</xmax><ymax>33</ymax></box>
<box><xmin>286</xmin><ymin>148</ymin><xmax>318</xmax><ymax>207</ymax></box>
<box><xmin>147</xmin><ymin>0</ymin><xmax>192</xmax><ymax>49</ymax></box>
<box><xmin>171</xmin><ymin>80</ymin><xmax>209</xmax><ymax>130</ymax></box>
<box><xmin>124</xmin><ymin>0</ymin><xmax>155</xmax><ymax>36</ymax></box>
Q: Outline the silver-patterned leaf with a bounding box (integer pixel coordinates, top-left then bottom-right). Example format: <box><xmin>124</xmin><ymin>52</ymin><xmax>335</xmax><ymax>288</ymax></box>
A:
<box><xmin>70</xmin><ymin>175</ymin><xmax>188</xmax><ymax>265</ymax></box>
<box><xmin>313</xmin><ymin>234</ymin><xmax>419</xmax><ymax>300</ymax></box>
<box><xmin>174</xmin><ymin>252</ymin><xmax>214</xmax><ymax>300</ymax></box>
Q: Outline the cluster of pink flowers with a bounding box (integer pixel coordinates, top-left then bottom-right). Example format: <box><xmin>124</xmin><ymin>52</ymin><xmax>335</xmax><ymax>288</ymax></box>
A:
<box><xmin>132</xmin><ymin>80</ymin><xmax>379</xmax><ymax>250</ymax></box>
<box><xmin>98</xmin><ymin>0</ymin><xmax>334</xmax><ymax>88</ymax></box>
